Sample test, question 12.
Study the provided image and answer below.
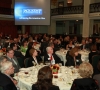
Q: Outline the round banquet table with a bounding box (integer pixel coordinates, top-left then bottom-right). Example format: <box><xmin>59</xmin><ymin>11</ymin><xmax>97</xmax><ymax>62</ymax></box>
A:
<box><xmin>55</xmin><ymin>49</ymin><xmax>89</xmax><ymax>66</ymax></box>
<box><xmin>15</xmin><ymin>66</ymin><xmax>81</xmax><ymax>90</ymax></box>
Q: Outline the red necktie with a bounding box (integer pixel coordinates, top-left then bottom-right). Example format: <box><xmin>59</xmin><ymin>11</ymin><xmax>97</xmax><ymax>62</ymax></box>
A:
<box><xmin>50</xmin><ymin>55</ymin><xmax>53</xmax><ymax>61</ymax></box>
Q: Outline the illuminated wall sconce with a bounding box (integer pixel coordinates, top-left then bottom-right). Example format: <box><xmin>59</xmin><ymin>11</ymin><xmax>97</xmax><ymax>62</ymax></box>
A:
<box><xmin>67</xmin><ymin>0</ymin><xmax>72</xmax><ymax>6</ymax></box>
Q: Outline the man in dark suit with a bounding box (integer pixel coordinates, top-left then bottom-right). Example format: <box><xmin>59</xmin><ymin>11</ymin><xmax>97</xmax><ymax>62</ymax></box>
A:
<box><xmin>0</xmin><ymin>56</ymin><xmax>17</xmax><ymax>90</ymax></box>
<box><xmin>6</xmin><ymin>48</ymin><xmax>20</xmax><ymax>73</ymax></box>
<box><xmin>44</xmin><ymin>46</ymin><xmax>63</xmax><ymax>65</ymax></box>
<box><xmin>10</xmin><ymin>43</ymin><xmax>25</xmax><ymax>67</ymax></box>
<box><xmin>80</xmin><ymin>39</ymin><xmax>89</xmax><ymax>50</ymax></box>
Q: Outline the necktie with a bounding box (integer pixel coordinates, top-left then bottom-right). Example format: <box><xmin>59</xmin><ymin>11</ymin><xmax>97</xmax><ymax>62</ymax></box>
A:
<box><xmin>11</xmin><ymin>58</ymin><xmax>17</xmax><ymax>65</ymax></box>
<box><xmin>50</xmin><ymin>55</ymin><xmax>53</xmax><ymax>61</ymax></box>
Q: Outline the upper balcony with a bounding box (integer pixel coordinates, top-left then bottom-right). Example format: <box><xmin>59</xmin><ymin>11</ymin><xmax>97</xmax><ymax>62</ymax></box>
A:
<box><xmin>0</xmin><ymin>2</ymin><xmax>100</xmax><ymax>18</ymax></box>
<box><xmin>51</xmin><ymin>5</ymin><xmax>83</xmax><ymax>16</ymax></box>
<box><xmin>90</xmin><ymin>2</ymin><xmax>100</xmax><ymax>13</ymax></box>
<box><xmin>0</xmin><ymin>7</ymin><xmax>14</xmax><ymax>15</ymax></box>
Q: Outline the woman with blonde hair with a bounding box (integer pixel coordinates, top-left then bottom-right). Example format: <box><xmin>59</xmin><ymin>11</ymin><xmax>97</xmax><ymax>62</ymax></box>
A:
<box><xmin>71</xmin><ymin>62</ymin><xmax>99</xmax><ymax>90</ymax></box>
<box><xmin>65</xmin><ymin>47</ymin><xmax>82</xmax><ymax>67</ymax></box>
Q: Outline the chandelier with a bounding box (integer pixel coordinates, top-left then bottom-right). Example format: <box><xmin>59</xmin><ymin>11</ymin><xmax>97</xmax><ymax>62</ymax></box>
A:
<box><xmin>51</xmin><ymin>0</ymin><xmax>58</xmax><ymax>6</ymax></box>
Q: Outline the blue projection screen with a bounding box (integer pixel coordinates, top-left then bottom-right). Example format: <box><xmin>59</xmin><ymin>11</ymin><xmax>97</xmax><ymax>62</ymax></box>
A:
<box><xmin>14</xmin><ymin>0</ymin><xmax>50</xmax><ymax>25</ymax></box>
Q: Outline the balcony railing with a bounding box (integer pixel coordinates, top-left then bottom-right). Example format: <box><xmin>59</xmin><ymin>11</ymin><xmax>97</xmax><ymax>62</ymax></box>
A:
<box><xmin>90</xmin><ymin>2</ymin><xmax>100</xmax><ymax>13</ymax></box>
<box><xmin>51</xmin><ymin>5</ymin><xmax>83</xmax><ymax>16</ymax></box>
<box><xmin>0</xmin><ymin>7</ymin><xmax>14</xmax><ymax>15</ymax></box>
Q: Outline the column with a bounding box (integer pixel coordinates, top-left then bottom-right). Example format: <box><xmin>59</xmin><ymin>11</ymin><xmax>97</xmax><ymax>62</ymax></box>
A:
<box><xmin>82</xmin><ymin>0</ymin><xmax>94</xmax><ymax>38</ymax></box>
<box><xmin>22</xmin><ymin>25</ymin><xmax>25</xmax><ymax>34</ymax></box>
<box><xmin>48</xmin><ymin>20</ymin><xmax>56</xmax><ymax>35</ymax></box>
<box><xmin>89</xmin><ymin>20</ymin><xmax>94</xmax><ymax>36</ymax></box>
<box><xmin>82</xmin><ymin>0</ymin><xmax>90</xmax><ymax>37</ymax></box>
<box><xmin>64</xmin><ymin>21</ymin><xmax>69</xmax><ymax>34</ymax></box>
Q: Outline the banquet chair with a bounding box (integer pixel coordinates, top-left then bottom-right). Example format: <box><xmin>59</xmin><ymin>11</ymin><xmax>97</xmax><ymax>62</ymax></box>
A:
<box><xmin>24</xmin><ymin>58</ymin><xmax>29</xmax><ymax>68</ymax></box>
<box><xmin>0</xmin><ymin>86</ymin><xmax>3</xmax><ymax>90</ymax></box>
<box><xmin>92</xmin><ymin>55</ymin><xmax>100</xmax><ymax>69</ymax></box>
<box><xmin>17</xmin><ymin>57</ymin><xmax>24</xmax><ymax>68</ymax></box>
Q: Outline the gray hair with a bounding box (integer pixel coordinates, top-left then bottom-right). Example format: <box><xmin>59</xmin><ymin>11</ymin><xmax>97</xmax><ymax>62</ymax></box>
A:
<box><xmin>46</xmin><ymin>46</ymin><xmax>51</xmax><ymax>52</ymax></box>
<box><xmin>0</xmin><ymin>61</ymin><xmax>12</xmax><ymax>73</ymax></box>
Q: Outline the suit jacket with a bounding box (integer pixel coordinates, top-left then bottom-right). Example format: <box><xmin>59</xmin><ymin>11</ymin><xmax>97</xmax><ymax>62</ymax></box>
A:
<box><xmin>80</xmin><ymin>44</ymin><xmax>89</xmax><ymax>50</ymax></box>
<box><xmin>27</xmin><ymin>56</ymin><xmax>42</xmax><ymax>67</ymax></box>
<box><xmin>6</xmin><ymin>56</ymin><xmax>20</xmax><ymax>73</ymax></box>
<box><xmin>0</xmin><ymin>72</ymin><xmax>17</xmax><ymax>90</ymax></box>
<box><xmin>71</xmin><ymin>78</ymin><xmax>99</xmax><ymax>90</ymax></box>
<box><xmin>89</xmin><ymin>51</ymin><xmax>98</xmax><ymax>64</ymax></box>
<box><xmin>44</xmin><ymin>53</ymin><xmax>62</xmax><ymax>64</ymax></box>
<box><xmin>93</xmin><ymin>74</ymin><xmax>100</xmax><ymax>90</ymax></box>
<box><xmin>32</xmin><ymin>84</ymin><xmax>60</xmax><ymax>90</ymax></box>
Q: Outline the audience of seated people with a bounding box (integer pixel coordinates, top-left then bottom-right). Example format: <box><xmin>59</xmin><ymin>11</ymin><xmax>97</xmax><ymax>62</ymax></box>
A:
<box><xmin>27</xmin><ymin>48</ymin><xmax>42</xmax><ymax>67</ymax></box>
<box><xmin>1</xmin><ymin>33</ymin><xmax>100</xmax><ymax>90</ymax></box>
<box><xmin>71</xmin><ymin>62</ymin><xmax>99</xmax><ymax>90</ymax></box>
<box><xmin>32</xmin><ymin>66</ymin><xmax>60</xmax><ymax>90</ymax></box>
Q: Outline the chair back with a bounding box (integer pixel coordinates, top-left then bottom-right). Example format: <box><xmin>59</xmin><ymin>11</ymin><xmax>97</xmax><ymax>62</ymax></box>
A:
<box><xmin>0</xmin><ymin>86</ymin><xmax>3</xmax><ymax>90</ymax></box>
<box><xmin>92</xmin><ymin>55</ymin><xmax>100</xmax><ymax>69</ymax></box>
<box><xmin>17</xmin><ymin>57</ymin><xmax>24</xmax><ymax>68</ymax></box>
<box><xmin>24</xmin><ymin>58</ymin><xmax>29</xmax><ymax>68</ymax></box>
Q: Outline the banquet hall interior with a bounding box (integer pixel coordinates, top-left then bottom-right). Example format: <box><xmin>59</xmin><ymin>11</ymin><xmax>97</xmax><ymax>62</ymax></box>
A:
<box><xmin>0</xmin><ymin>0</ymin><xmax>100</xmax><ymax>90</ymax></box>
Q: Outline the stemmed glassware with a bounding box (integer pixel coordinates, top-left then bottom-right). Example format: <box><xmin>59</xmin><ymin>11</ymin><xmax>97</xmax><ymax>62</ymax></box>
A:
<box><xmin>59</xmin><ymin>63</ymin><xmax>62</xmax><ymax>73</ymax></box>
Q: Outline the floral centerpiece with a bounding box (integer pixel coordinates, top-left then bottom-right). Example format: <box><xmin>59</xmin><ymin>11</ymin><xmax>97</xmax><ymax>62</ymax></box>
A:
<box><xmin>50</xmin><ymin>64</ymin><xmax>60</xmax><ymax>74</ymax></box>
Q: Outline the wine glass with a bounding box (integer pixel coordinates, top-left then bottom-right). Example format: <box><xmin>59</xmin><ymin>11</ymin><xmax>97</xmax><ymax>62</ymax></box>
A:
<box><xmin>59</xmin><ymin>63</ymin><xmax>62</xmax><ymax>73</ymax></box>
<box><xmin>45</xmin><ymin>61</ymin><xmax>50</xmax><ymax>66</ymax></box>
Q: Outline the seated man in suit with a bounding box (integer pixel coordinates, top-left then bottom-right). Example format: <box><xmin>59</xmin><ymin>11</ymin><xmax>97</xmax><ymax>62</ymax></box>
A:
<box><xmin>80</xmin><ymin>39</ymin><xmax>89</xmax><ymax>50</ymax></box>
<box><xmin>6</xmin><ymin>48</ymin><xmax>20</xmax><ymax>73</ymax></box>
<box><xmin>10</xmin><ymin>43</ymin><xmax>25</xmax><ymax>67</ymax></box>
<box><xmin>44</xmin><ymin>46</ymin><xmax>63</xmax><ymax>65</ymax></box>
<box><xmin>0</xmin><ymin>57</ymin><xmax>17</xmax><ymax>90</ymax></box>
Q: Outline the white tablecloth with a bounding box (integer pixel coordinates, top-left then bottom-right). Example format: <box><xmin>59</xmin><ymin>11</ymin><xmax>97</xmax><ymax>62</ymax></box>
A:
<box><xmin>15</xmin><ymin>66</ymin><xmax>80</xmax><ymax>90</ymax></box>
<box><xmin>55</xmin><ymin>50</ymin><xmax>89</xmax><ymax>66</ymax></box>
<box><xmin>55</xmin><ymin>50</ymin><xmax>68</xmax><ymax>66</ymax></box>
<box><xmin>34</xmin><ymin>44</ymin><xmax>41</xmax><ymax>51</ymax></box>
